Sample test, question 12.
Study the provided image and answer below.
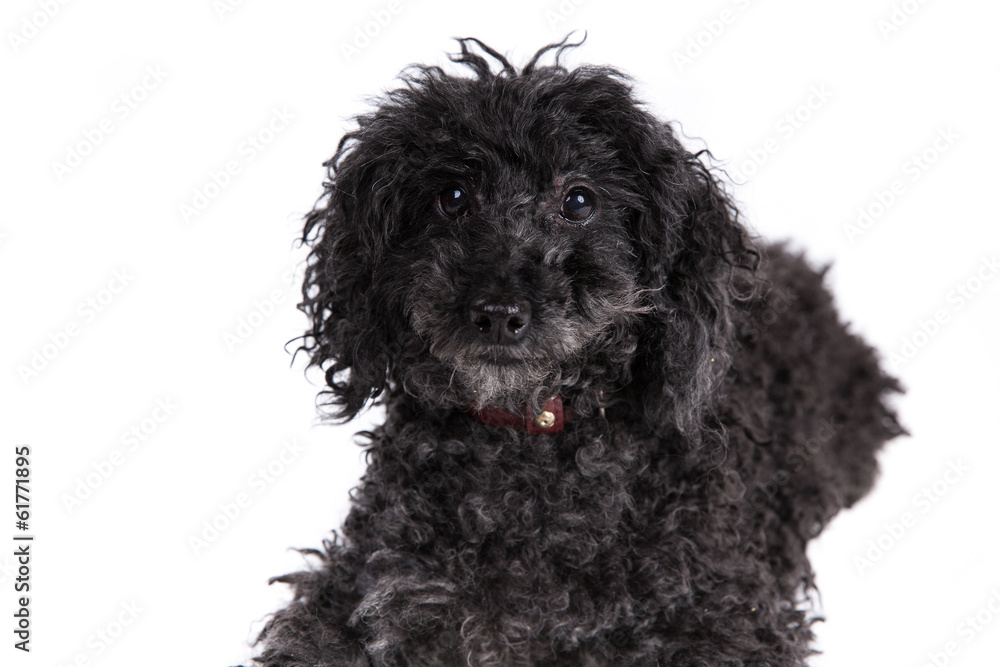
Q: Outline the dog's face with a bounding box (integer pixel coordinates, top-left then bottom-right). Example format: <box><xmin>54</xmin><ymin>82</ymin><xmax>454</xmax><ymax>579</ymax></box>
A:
<box><xmin>402</xmin><ymin>169</ymin><xmax>643</xmax><ymax>409</ymax></box>
<box><xmin>300</xmin><ymin>39</ymin><xmax>756</xmax><ymax>430</ymax></box>
<box><xmin>386</xmin><ymin>74</ymin><xmax>652</xmax><ymax>410</ymax></box>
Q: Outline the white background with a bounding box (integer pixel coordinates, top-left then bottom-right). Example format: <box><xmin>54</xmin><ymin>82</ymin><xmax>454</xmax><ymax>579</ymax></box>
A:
<box><xmin>2</xmin><ymin>1</ymin><xmax>998</xmax><ymax>665</ymax></box>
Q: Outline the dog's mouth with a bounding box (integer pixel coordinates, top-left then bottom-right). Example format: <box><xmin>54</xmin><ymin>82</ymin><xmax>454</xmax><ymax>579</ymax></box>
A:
<box><xmin>476</xmin><ymin>345</ymin><xmax>550</xmax><ymax>365</ymax></box>
<box><xmin>477</xmin><ymin>354</ymin><xmax>523</xmax><ymax>366</ymax></box>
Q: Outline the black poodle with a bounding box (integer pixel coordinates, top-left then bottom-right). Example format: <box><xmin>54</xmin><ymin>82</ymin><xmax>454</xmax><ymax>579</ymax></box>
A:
<box><xmin>248</xmin><ymin>37</ymin><xmax>903</xmax><ymax>666</ymax></box>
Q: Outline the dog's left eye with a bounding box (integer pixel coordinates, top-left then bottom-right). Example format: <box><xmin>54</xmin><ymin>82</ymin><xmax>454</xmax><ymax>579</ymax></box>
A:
<box><xmin>561</xmin><ymin>187</ymin><xmax>596</xmax><ymax>223</ymax></box>
<box><xmin>438</xmin><ymin>184</ymin><xmax>469</xmax><ymax>218</ymax></box>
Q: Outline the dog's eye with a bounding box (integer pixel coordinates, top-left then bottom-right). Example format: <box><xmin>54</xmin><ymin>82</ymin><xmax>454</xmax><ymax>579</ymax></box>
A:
<box><xmin>438</xmin><ymin>184</ymin><xmax>469</xmax><ymax>218</ymax></box>
<box><xmin>561</xmin><ymin>187</ymin><xmax>596</xmax><ymax>223</ymax></box>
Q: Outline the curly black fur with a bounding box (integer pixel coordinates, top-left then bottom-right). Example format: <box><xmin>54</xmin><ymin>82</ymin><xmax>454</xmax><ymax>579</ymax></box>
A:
<box><xmin>247</xmin><ymin>37</ymin><xmax>903</xmax><ymax>666</ymax></box>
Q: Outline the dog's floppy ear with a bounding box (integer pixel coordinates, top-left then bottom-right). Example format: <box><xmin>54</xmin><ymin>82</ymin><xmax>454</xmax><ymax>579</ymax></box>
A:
<box><xmin>296</xmin><ymin>130</ymin><xmax>400</xmax><ymax>422</ymax></box>
<box><xmin>625</xmin><ymin>121</ymin><xmax>759</xmax><ymax>436</ymax></box>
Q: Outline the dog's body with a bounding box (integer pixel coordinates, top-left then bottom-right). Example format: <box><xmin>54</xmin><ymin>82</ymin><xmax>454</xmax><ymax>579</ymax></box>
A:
<box><xmin>251</xmin><ymin>39</ymin><xmax>902</xmax><ymax>666</ymax></box>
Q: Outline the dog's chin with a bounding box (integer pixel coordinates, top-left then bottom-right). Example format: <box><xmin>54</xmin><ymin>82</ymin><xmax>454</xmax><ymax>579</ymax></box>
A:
<box><xmin>450</xmin><ymin>353</ymin><xmax>563</xmax><ymax>410</ymax></box>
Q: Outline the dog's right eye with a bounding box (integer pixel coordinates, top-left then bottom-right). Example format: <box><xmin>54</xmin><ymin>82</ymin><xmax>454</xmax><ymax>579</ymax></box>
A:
<box><xmin>438</xmin><ymin>184</ymin><xmax>469</xmax><ymax>218</ymax></box>
<box><xmin>561</xmin><ymin>186</ymin><xmax>596</xmax><ymax>223</ymax></box>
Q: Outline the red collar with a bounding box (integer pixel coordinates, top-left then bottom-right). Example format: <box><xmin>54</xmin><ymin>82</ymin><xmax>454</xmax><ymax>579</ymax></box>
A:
<box><xmin>465</xmin><ymin>396</ymin><xmax>569</xmax><ymax>434</ymax></box>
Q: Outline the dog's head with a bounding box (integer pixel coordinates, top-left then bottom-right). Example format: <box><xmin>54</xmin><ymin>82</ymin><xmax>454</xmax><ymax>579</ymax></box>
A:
<box><xmin>298</xmin><ymin>37</ymin><xmax>757</xmax><ymax>434</ymax></box>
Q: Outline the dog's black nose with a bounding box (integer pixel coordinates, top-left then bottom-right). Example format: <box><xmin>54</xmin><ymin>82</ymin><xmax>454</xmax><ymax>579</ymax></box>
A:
<box><xmin>469</xmin><ymin>299</ymin><xmax>531</xmax><ymax>344</ymax></box>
